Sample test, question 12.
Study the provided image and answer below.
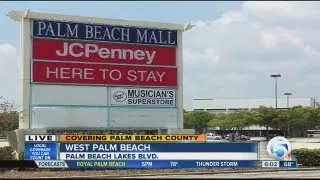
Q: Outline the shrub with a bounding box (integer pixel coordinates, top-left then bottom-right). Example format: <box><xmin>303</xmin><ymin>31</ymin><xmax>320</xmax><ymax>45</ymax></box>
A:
<box><xmin>0</xmin><ymin>111</ymin><xmax>19</xmax><ymax>137</ymax></box>
<box><xmin>0</xmin><ymin>146</ymin><xmax>15</xmax><ymax>160</ymax></box>
<box><xmin>18</xmin><ymin>152</ymin><xmax>24</xmax><ymax>160</ymax></box>
<box><xmin>292</xmin><ymin>148</ymin><xmax>320</xmax><ymax>167</ymax></box>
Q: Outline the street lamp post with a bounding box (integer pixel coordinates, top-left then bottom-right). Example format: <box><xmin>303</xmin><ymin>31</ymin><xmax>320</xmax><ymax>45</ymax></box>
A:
<box><xmin>284</xmin><ymin>92</ymin><xmax>292</xmax><ymax>138</ymax></box>
<box><xmin>270</xmin><ymin>74</ymin><xmax>281</xmax><ymax>109</ymax></box>
<box><xmin>269</xmin><ymin>74</ymin><xmax>281</xmax><ymax>140</ymax></box>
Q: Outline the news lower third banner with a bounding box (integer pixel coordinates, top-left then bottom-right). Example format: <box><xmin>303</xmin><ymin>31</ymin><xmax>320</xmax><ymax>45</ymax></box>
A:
<box><xmin>59</xmin><ymin>143</ymin><xmax>258</xmax><ymax>160</ymax></box>
<box><xmin>24</xmin><ymin>134</ymin><xmax>261</xmax><ymax>169</ymax></box>
<box><xmin>25</xmin><ymin>142</ymin><xmax>258</xmax><ymax>161</ymax></box>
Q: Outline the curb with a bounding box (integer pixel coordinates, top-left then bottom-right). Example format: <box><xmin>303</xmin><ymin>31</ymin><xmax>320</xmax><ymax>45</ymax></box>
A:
<box><xmin>31</xmin><ymin>168</ymin><xmax>320</xmax><ymax>179</ymax></box>
<box><xmin>113</xmin><ymin>168</ymin><xmax>320</xmax><ymax>177</ymax></box>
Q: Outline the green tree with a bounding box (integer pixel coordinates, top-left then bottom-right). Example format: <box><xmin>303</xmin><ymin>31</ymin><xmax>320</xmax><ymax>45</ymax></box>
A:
<box><xmin>231</xmin><ymin>110</ymin><xmax>260</xmax><ymax>131</ymax></box>
<box><xmin>208</xmin><ymin>113</ymin><xmax>233</xmax><ymax>130</ymax></box>
<box><xmin>0</xmin><ymin>97</ymin><xmax>19</xmax><ymax>137</ymax></box>
<box><xmin>288</xmin><ymin>106</ymin><xmax>309</xmax><ymax>137</ymax></box>
<box><xmin>307</xmin><ymin>107</ymin><xmax>320</xmax><ymax>129</ymax></box>
<box><xmin>208</xmin><ymin>110</ymin><xmax>260</xmax><ymax>133</ymax></box>
<box><xmin>288</xmin><ymin>106</ymin><xmax>320</xmax><ymax>137</ymax></box>
<box><xmin>254</xmin><ymin>106</ymin><xmax>280</xmax><ymax>138</ymax></box>
<box><xmin>272</xmin><ymin>110</ymin><xmax>289</xmax><ymax>136</ymax></box>
<box><xmin>184</xmin><ymin>111</ymin><xmax>214</xmax><ymax>133</ymax></box>
<box><xmin>0</xmin><ymin>111</ymin><xmax>19</xmax><ymax>136</ymax></box>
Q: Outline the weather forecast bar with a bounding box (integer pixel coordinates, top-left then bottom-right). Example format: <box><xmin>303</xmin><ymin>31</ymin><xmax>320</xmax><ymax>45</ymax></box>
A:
<box><xmin>0</xmin><ymin>160</ymin><xmax>297</xmax><ymax>169</ymax></box>
<box><xmin>41</xmin><ymin>160</ymin><xmax>259</xmax><ymax>169</ymax></box>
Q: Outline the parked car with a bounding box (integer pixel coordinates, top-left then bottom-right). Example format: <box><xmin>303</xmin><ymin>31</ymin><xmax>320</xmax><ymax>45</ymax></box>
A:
<box><xmin>239</xmin><ymin>134</ymin><xmax>250</xmax><ymax>140</ymax></box>
<box><xmin>206</xmin><ymin>133</ymin><xmax>223</xmax><ymax>141</ymax></box>
<box><xmin>224</xmin><ymin>134</ymin><xmax>250</xmax><ymax>141</ymax></box>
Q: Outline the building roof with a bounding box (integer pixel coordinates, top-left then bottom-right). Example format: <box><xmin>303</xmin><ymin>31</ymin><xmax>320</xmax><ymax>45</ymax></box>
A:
<box><xmin>193</xmin><ymin>97</ymin><xmax>316</xmax><ymax>110</ymax></box>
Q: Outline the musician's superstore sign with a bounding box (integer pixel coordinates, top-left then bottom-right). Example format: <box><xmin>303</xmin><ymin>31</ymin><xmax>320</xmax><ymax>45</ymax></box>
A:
<box><xmin>110</xmin><ymin>87</ymin><xmax>176</xmax><ymax>107</ymax></box>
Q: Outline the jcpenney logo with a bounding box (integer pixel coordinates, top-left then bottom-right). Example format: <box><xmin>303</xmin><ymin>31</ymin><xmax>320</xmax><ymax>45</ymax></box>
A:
<box><xmin>32</xmin><ymin>39</ymin><xmax>176</xmax><ymax>66</ymax></box>
<box><xmin>56</xmin><ymin>42</ymin><xmax>156</xmax><ymax>64</ymax></box>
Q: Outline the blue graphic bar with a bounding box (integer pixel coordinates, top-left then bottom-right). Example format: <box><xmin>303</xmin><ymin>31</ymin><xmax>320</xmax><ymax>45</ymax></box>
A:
<box><xmin>32</xmin><ymin>20</ymin><xmax>178</xmax><ymax>46</ymax></box>
<box><xmin>65</xmin><ymin>160</ymin><xmax>258</xmax><ymax>169</ymax></box>
<box><xmin>279</xmin><ymin>161</ymin><xmax>297</xmax><ymax>168</ymax></box>
<box><xmin>60</xmin><ymin>143</ymin><xmax>258</xmax><ymax>152</ymax></box>
<box><xmin>24</xmin><ymin>143</ymin><xmax>57</xmax><ymax>160</ymax></box>
<box><xmin>59</xmin><ymin>143</ymin><xmax>258</xmax><ymax>153</ymax></box>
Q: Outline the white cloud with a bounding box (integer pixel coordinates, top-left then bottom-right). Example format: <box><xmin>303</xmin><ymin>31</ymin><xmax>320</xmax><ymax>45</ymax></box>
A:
<box><xmin>183</xmin><ymin>1</ymin><xmax>320</xmax><ymax>110</ymax></box>
<box><xmin>243</xmin><ymin>2</ymin><xmax>320</xmax><ymax>21</ymax></box>
<box><xmin>2</xmin><ymin>2</ymin><xmax>320</xmax><ymax>111</ymax></box>
<box><xmin>0</xmin><ymin>43</ymin><xmax>20</xmax><ymax>105</ymax></box>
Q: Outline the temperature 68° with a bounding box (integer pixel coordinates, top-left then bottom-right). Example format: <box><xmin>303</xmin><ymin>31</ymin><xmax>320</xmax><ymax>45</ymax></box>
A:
<box><xmin>283</xmin><ymin>162</ymin><xmax>293</xmax><ymax>167</ymax></box>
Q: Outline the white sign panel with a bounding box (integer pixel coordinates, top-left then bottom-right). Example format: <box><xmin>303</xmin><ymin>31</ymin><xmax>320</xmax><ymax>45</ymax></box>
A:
<box><xmin>111</xmin><ymin>87</ymin><xmax>176</xmax><ymax>107</ymax></box>
<box><xmin>109</xmin><ymin>108</ymin><xmax>177</xmax><ymax>128</ymax></box>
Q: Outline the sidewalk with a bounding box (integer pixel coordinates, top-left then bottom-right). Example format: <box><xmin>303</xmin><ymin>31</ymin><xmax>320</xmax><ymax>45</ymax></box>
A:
<box><xmin>31</xmin><ymin>167</ymin><xmax>320</xmax><ymax>179</ymax></box>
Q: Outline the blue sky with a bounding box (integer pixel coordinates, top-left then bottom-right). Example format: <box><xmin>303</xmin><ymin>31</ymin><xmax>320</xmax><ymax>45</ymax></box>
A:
<box><xmin>0</xmin><ymin>1</ymin><xmax>242</xmax><ymax>47</ymax></box>
<box><xmin>1</xmin><ymin>1</ymin><xmax>320</xmax><ymax>110</ymax></box>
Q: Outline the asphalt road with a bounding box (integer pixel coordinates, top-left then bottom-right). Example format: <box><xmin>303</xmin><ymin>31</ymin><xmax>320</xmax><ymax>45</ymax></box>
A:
<box><xmin>118</xmin><ymin>170</ymin><xmax>320</xmax><ymax>179</ymax></box>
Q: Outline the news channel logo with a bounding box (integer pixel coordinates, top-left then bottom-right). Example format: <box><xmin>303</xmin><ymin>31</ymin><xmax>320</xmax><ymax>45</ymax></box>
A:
<box><xmin>267</xmin><ymin>136</ymin><xmax>296</xmax><ymax>161</ymax></box>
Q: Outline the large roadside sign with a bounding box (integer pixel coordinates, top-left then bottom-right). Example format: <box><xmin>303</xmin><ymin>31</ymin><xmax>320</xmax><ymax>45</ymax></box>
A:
<box><xmin>12</xmin><ymin>11</ymin><xmax>184</xmax><ymax>129</ymax></box>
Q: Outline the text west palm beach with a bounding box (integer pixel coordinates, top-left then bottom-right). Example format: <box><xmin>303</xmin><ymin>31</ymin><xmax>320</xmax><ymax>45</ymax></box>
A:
<box><xmin>65</xmin><ymin>143</ymin><xmax>151</xmax><ymax>152</ymax></box>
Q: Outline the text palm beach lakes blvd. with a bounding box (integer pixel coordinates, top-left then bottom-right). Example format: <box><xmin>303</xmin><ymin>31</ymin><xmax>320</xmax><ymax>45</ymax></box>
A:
<box><xmin>32</xmin><ymin>39</ymin><xmax>176</xmax><ymax>66</ymax></box>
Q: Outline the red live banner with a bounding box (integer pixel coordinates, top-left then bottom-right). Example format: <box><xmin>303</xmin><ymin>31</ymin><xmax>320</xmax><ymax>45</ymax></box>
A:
<box><xmin>32</xmin><ymin>39</ymin><xmax>176</xmax><ymax>66</ymax></box>
<box><xmin>32</xmin><ymin>61</ymin><xmax>177</xmax><ymax>87</ymax></box>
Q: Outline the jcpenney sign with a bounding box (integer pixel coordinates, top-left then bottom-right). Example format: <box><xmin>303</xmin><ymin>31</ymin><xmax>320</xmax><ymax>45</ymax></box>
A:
<box><xmin>33</xmin><ymin>39</ymin><xmax>176</xmax><ymax>66</ymax></box>
<box><xmin>111</xmin><ymin>87</ymin><xmax>176</xmax><ymax>107</ymax></box>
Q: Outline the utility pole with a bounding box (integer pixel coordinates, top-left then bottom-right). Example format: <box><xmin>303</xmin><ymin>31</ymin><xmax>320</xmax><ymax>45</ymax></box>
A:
<box><xmin>284</xmin><ymin>92</ymin><xmax>292</xmax><ymax>138</ymax></box>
